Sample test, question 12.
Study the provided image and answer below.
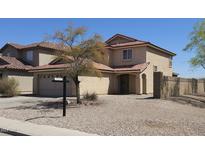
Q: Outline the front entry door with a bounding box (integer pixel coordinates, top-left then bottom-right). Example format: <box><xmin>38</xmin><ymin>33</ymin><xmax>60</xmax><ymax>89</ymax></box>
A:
<box><xmin>120</xmin><ymin>74</ymin><xmax>129</xmax><ymax>94</ymax></box>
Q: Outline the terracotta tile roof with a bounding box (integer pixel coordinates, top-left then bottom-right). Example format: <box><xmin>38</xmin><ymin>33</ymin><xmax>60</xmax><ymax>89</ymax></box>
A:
<box><xmin>23</xmin><ymin>42</ymin><xmax>68</xmax><ymax>51</ymax></box>
<box><xmin>30</xmin><ymin>64</ymin><xmax>68</xmax><ymax>70</ymax></box>
<box><xmin>0</xmin><ymin>56</ymin><xmax>33</xmax><ymax>70</ymax></box>
<box><xmin>106</xmin><ymin>41</ymin><xmax>176</xmax><ymax>56</ymax></box>
<box><xmin>105</xmin><ymin>34</ymin><xmax>175</xmax><ymax>56</ymax></box>
<box><xmin>108</xmin><ymin>41</ymin><xmax>148</xmax><ymax>48</ymax></box>
<box><xmin>30</xmin><ymin>62</ymin><xmax>114</xmax><ymax>72</ymax></box>
<box><xmin>30</xmin><ymin>61</ymin><xmax>149</xmax><ymax>73</ymax></box>
<box><xmin>92</xmin><ymin>62</ymin><xmax>113</xmax><ymax>71</ymax></box>
<box><xmin>113</xmin><ymin>62</ymin><xmax>150</xmax><ymax>72</ymax></box>
<box><xmin>1</xmin><ymin>34</ymin><xmax>175</xmax><ymax>56</ymax></box>
<box><xmin>1</xmin><ymin>42</ymin><xmax>68</xmax><ymax>52</ymax></box>
<box><xmin>7</xmin><ymin>43</ymin><xmax>25</xmax><ymax>49</ymax></box>
<box><xmin>105</xmin><ymin>34</ymin><xmax>138</xmax><ymax>44</ymax></box>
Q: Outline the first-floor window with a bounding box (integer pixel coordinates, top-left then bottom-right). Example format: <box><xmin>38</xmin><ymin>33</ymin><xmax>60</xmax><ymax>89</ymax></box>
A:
<box><xmin>123</xmin><ymin>49</ymin><xmax>132</xmax><ymax>60</ymax></box>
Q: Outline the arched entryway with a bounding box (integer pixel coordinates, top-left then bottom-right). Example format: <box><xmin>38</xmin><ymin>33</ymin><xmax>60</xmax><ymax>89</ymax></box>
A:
<box><xmin>142</xmin><ymin>73</ymin><xmax>147</xmax><ymax>94</ymax></box>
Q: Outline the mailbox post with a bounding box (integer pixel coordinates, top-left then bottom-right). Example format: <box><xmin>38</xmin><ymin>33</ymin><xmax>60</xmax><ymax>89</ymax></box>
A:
<box><xmin>52</xmin><ymin>76</ymin><xmax>69</xmax><ymax>116</ymax></box>
<box><xmin>63</xmin><ymin>76</ymin><xmax>66</xmax><ymax>116</ymax></box>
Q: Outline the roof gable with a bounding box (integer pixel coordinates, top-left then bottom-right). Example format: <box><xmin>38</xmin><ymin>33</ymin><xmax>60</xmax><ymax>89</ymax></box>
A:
<box><xmin>0</xmin><ymin>43</ymin><xmax>21</xmax><ymax>53</ymax></box>
<box><xmin>105</xmin><ymin>34</ymin><xmax>137</xmax><ymax>45</ymax></box>
<box><xmin>105</xmin><ymin>34</ymin><xmax>176</xmax><ymax>57</ymax></box>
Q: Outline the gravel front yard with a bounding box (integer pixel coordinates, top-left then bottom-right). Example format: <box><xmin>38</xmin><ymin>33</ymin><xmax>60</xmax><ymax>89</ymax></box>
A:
<box><xmin>0</xmin><ymin>95</ymin><xmax>205</xmax><ymax>135</ymax></box>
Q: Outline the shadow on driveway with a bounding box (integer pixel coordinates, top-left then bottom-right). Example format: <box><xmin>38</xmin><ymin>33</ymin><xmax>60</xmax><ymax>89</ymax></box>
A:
<box><xmin>5</xmin><ymin>101</ymin><xmax>64</xmax><ymax>110</ymax></box>
<box><xmin>5</xmin><ymin>101</ymin><xmax>80</xmax><ymax>111</ymax></box>
<box><xmin>25</xmin><ymin>116</ymin><xmax>61</xmax><ymax>121</ymax></box>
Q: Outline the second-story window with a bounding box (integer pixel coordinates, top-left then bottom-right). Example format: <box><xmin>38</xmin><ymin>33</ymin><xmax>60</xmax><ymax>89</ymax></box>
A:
<box><xmin>6</xmin><ymin>52</ymin><xmax>11</xmax><ymax>57</ymax></box>
<box><xmin>123</xmin><ymin>49</ymin><xmax>132</xmax><ymax>60</ymax></box>
<box><xmin>26</xmin><ymin>51</ymin><xmax>33</xmax><ymax>62</ymax></box>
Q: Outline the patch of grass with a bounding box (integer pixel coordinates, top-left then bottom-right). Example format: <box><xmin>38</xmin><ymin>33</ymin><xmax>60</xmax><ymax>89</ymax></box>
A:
<box><xmin>0</xmin><ymin>78</ymin><xmax>19</xmax><ymax>97</ymax></box>
<box><xmin>83</xmin><ymin>92</ymin><xmax>98</xmax><ymax>101</ymax></box>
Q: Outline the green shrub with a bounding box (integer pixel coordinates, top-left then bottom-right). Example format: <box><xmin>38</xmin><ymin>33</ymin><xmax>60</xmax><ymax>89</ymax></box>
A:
<box><xmin>83</xmin><ymin>92</ymin><xmax>98</xmax><ymax>101</ymax></box>
<box><xmin>0</xmin><ymin>78</ymin><xmax>19</xmax><ymax>97</ymax></box>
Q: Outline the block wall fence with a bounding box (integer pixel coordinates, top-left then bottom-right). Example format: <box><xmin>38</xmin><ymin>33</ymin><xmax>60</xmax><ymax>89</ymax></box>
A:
<box><xmin>153</xmin><ymin>72</ymin><xmax>205</xmax><ymax>98</ymax></box>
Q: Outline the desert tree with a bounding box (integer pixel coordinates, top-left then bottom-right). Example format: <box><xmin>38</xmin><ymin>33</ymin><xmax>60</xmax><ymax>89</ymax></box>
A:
<box><xmin>184</xmin><ymin>19</ymin><xmax>205</xmax><ymax>69</ymax></box>
<box><xmin>51</xmin><ymin>24</ymin><xmax>107</xmax><ymax>104</ymax></box>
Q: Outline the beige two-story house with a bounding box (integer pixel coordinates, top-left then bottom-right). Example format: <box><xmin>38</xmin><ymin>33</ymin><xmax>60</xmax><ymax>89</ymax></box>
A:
<box><xmin>0</xmin><ymin>34</ymin><xmax>176</xmax><ymax>96</ymax></box>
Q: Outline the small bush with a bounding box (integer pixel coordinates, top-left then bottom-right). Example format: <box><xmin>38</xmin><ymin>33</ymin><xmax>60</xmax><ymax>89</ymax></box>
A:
<box><xmin>0</xmin><ymin>78</ymin><xmax>19</xmax><ymax>97</ymax></box>
<box><xmin>83</xmin><ymin>92</ymin><xmax>98</xmax><ymax>101</ymax></box>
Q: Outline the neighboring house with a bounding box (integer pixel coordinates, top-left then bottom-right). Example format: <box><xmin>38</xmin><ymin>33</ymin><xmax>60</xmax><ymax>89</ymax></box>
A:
<box><xmin>0</xmin><ymin>42</ymin><xmax>59</xmax><ymax>94</ymax></box>
<box><xmin>0</xmin><ymin>34</ymin><xmax>176</xmax><ymax>96</ymax></box>
<box><xmin>0</xmin><ymin>56</ymin><xmax>33</xmax><ymax>94</ymax></box>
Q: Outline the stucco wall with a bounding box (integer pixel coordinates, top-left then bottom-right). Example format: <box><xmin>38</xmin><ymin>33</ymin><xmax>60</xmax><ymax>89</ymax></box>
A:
<box><xmin>32</xmin><ymin>49</ymin><xmax>56</xmax><ymax>66</ymax></box>
<box><xmin>142</xmin><ymin>47</ymin><xmax>173</xmax><ymax>94</ymax></box>
<box><xmin>146</xmin><ymin>47</ymin><xmax>172</xmax><ymax>76</ymax></box>
<box><xmin>4</xmin><ymin>71</ymin><xmax>33</xmax><ymax>94</ymax></box>
<box><xmin>135</xmin><ymin>74</ymin><xmax>141</xmax><ymax>94</ymax></box>
<box><xmin>38</xmin><ymin>50</ymin><xmax>55</xmax><ymax>66</ymax></box>
<box><xmin>39</xmin><ymin>52</ymin><xmax>56</xmax><ymax>66</ymax></box>
<box><xmin>79</xmin><ymin>75</ymin><xmax>110</xmax><ymax>95</ymax></box>
<box><xmin>110</xmin><ymin>46</ymin><xmax>146</xmax><ymax>67</ymax></box>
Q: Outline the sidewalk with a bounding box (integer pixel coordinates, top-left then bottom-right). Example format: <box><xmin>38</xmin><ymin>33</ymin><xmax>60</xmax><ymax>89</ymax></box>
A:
<box><xmin>0</xmin><ymin>117</ymin><xmax>97</xmax><ymax>136</ymax></box>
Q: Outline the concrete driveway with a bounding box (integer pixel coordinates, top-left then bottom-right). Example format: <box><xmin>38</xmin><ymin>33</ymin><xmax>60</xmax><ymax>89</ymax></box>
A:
<box><xmin>0</xmin><ymin>94</ymin><xmax>205</xmax><ymax>135</ymax></box>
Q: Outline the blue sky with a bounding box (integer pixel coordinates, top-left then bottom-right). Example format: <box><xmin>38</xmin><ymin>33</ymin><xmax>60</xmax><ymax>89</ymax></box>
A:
<box><xmin>0</xmin><ymin>18</ymin><xmax>204</xmax><ymax>78</ymax></box>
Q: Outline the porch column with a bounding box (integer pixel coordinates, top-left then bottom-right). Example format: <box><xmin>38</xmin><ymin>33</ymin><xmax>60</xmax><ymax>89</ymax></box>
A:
<box><xmin>111</xmin><ymin>74</ymin><xmax>119</xmax><ymax>94</ymax></box>
<box><xmin>33</xmin><ymin>74</ymin><xmax>39</xmax><ymax>95</ymax></box>
<box><xmin>135</xmin><ymin>73</ymin><xmax>141</xmax><ymax>94</ymax></box>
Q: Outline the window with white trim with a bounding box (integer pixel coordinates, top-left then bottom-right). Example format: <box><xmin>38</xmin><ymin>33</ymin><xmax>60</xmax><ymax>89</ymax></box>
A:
<box><xmin>123</xmin><ymin>49</ymin><xmax>132</xmax><ymax>60</ymax></box>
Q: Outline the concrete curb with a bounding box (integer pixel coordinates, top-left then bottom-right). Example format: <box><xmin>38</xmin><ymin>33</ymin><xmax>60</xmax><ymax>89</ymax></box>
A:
<box><xmin>0</xmin><ymin>128</ymin><xmax>29</xmax><ymax>136</ymax></box>
<box><xmin>0</xmin><ymin>117</ymin><xmax>97</xmax><ymax>136</ymax></box>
